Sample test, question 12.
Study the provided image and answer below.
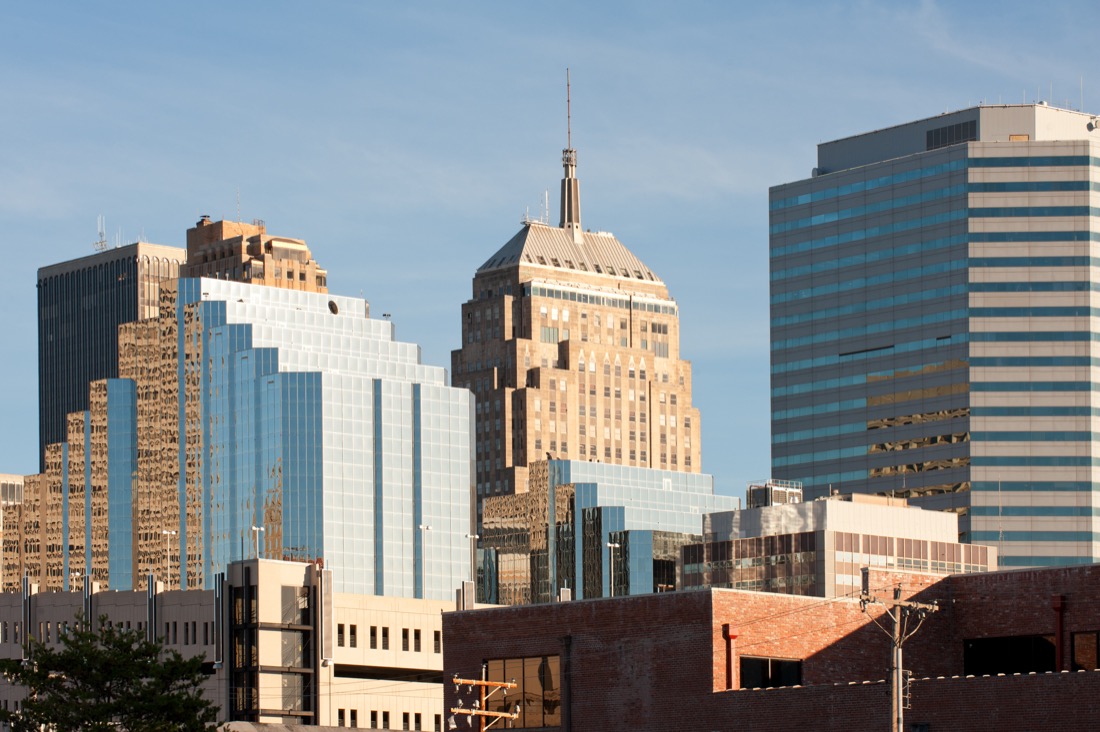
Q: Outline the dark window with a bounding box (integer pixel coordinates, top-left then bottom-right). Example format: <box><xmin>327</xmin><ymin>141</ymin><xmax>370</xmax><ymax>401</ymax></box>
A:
<box><xmin>370</xmin><ymin>625</ymin><xmax>377</xmax><ymax>649</ymax></box>
<box><xmin>740</xmin><ymin>657</ymin><xmax>802</xmax><ymax>688</ymax></box>
<box><xmin>414</xmin><ymin>629</ymin><xmax>421</xmax><ymax>652</ymax></box>
<box><xmin>926</xmin><ymin>119</ymin><xmax>977</xmax><ymax>150</ymax></box>
<box><xmin>338</xmin><ymin>709</ymin><xmax>345</xmax><ymax>726</ymax></box>
<box><xmin>403</xmin><ymin>712</ymin><xmax>410</xmax><ymax>730</ymax></box>
<box><xmin>964</xmin><ymin>634</ymin><xmax>1056</xmax><ymax>676</ymax></box>
<box><xmin>402</xmin><ymin>628</ymin><xmax>409</xmax><ymax>651</ymax></box>
<box><xmin>338</xmin><ymin>623</ymin><xmax>345</xmax><ymax>647</ymax></box>
<box><xmin>434</xmin><ymin>630</ymin><xmax>441</xmax><ymax>653</ymax></box>
<box><xmin>350</xmin><ymin>624</ymin><xmax>357</xmax><ymax>648</ymax></box>
<box><xmin>382</xmin><ymin>712</ymin><xmax>389</xmax><ymax>729</ymax></box>
<box><xmin>382</xmin><ymin>627</ymin><xmax>389</xmax><ymax>650</ymax></box>
<box><xmin>351</xmin><ymin>709</ymin><xmax>358</xmax><ymax>728</ymax></box>
<box><xmin>1072</xmin><ymin>631</ymin><xmax>1099</xmax><ymax>671</ymax></box>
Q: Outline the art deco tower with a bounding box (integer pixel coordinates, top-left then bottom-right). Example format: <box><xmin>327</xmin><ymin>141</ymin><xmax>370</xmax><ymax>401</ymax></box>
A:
<box><xmin>453</xmin><ymin>123</ymin><xmax>701</xmax><ymax>517</ymax></box>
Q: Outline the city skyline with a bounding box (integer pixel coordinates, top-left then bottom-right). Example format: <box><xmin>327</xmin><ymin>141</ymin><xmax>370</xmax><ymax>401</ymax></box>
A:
<box><xmin>4</xmin><ymin>2</ymin><xmax>1100</xmax><ymax>499</ymax></box>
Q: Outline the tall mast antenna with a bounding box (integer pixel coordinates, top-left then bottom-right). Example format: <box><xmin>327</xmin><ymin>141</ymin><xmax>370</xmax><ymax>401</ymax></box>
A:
<box><xmin>566</xmin><ymin>68</ymin><xmax>572</xmax><ymax>150</ymax></box>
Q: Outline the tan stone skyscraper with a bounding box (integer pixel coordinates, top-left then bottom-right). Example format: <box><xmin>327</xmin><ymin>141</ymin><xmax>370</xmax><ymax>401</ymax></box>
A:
<box><xmin>182</xmin><ymin>216</ymin><xmax>328</xmax><ymax>291</ymax></box>
<box><xmin>452</xmin><ymin>135</ymin><xmax>701</xmax><ymax>516</ymax></box>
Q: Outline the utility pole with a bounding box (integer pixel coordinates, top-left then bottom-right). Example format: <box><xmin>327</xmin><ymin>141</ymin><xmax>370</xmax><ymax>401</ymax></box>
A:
<box><xmin>859</xmin><ymin>567</ymin><xmax>938</xmax><ymax>732</ymax></box>
<box><xmin>449</xmin><ymin>664</ymin><xmax>519</xmax><ymax>730</ymax></box>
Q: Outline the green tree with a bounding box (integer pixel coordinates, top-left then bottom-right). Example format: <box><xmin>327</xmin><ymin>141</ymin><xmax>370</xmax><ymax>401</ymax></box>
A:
<box><xmin>0</xmin><ymin>615</ymin><xmax>218</xmax><ymax>732</ymax></box>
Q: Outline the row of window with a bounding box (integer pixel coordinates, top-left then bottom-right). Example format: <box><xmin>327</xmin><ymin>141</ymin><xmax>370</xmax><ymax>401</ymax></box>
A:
<box><xmin>337</xmin><ymin>709</ymin><xmax>441</xmax><ymax>730</ymax></box>
<box><xmin>770</xmin><ymin>208</ymin><xmax>967</xmax><ymax>259</ymax></box>
<box><xmin>772</xmin><ymin>257</ymin><xmax>966</xmax><ymax>306</ymax></box>
<box><xmin>336</xmin><ymin>623</ymin><xmax>441</xmax><ymax>654</ymax></box>
<box><xmin>771</xmin><ymin>308</ymin><xmax>966</xmax><ymax>352</ymax></box>
<box><xmin>773</xmin><ymin>332</ymin><xmax>966</xmax><ymax>376</ymax></box>
<box><xmin>770</xmin><ymin>159</ymin><xmax>967</xmax><ymax>210</ymax></box>
<box><xmin>770</xmin><ymin>183</ymin><xmax>966</xmax><ymax>234</ymax></box>
<box><xmin>771</xmin><ymin>283</ymin><xmax>963</xmax><ymax>328</ymax></box>
<box><xmin>772</xmin><ymin>233</ymin><xmax>964</xmax><ymax>282</ymax></box>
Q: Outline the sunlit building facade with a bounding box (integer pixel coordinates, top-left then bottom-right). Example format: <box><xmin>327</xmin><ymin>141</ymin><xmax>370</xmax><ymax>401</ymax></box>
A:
<box><xmin>14</xmin><ymin>276</ymin><xmax>474</xmax><ymax>598</ymax></box>
<box><xmin>453</xmin><ymin>143</ymin><xmax>701</xmax><ymax>521</ymax></box>
<box><xmin>770</xmin><ymin>103</ymin><xmax>1100</xmax><ymax>567</ymax></box>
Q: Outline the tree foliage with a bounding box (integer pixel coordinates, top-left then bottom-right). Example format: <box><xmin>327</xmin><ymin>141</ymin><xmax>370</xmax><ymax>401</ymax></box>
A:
<box><xmin>0</xmin><ymin>615</ymin><xmax>218</xmax><ymax>732</ymax></box>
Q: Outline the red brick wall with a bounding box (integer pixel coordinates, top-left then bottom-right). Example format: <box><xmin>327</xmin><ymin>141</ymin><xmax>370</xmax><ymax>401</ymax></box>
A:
<box><xmin>718</xmin><ymin>671</ymin><xmax>1100</xmax><ymax>732</ymax></box>
<box><xmin>444</xmin><ymin>566</ymin><xmax>1100</xmax><ymax>731</ymax></box>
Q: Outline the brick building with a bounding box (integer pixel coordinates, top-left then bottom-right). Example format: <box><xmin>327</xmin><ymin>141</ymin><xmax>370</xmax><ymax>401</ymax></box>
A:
<box><xmin>443</xmin><ymin>564</ymin><xmax>1100</xmax><ymax>730</ymax></box>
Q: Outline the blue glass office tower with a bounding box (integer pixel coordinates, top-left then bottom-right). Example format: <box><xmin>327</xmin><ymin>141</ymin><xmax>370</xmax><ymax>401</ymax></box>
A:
<box><xmin>769</xmin><ymin>103</ymin><xmax>1100</xmax><ymax>567</ymax></box>
<box><xmin>43</xmin><ymin>276</ymin><xmax>473</xmax><ymax>599</ymax></box>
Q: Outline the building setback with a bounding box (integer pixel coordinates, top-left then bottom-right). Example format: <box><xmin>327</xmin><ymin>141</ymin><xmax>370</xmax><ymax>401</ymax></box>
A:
<box><xmin>769</xmin><ymin>103</ymin><xmax>1100</xmax><ymax>567</ymax></box>
<box><xmin>14</xmin><ymin>220</ymin><xmax>475</xmax><ymax>598</ymax></box>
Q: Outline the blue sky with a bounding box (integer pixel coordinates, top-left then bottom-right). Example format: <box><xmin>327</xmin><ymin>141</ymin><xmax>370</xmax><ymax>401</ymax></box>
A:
<box><xmin>2</xmin><ymin>1</ymin><xmax>1099</xmax><ymax>499</ymax></box>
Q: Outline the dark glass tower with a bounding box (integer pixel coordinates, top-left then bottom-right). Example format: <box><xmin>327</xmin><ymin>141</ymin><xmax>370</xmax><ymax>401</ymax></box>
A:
<box><xmin>37</xmin><ymin>243</ymin><xmax>184</xmax><ymax>470</ymax></box>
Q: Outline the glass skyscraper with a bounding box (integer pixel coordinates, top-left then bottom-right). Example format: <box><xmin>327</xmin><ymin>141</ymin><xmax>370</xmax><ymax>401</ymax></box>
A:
<box><xmin>37</xmin><ymin>243</ymin><xmax>185</xmax><ymax>471</ymax></box>
<box><xmin>769</xmin><ymin>103</ymin><xmax>1100</xmax><ymax>567</ymax></box>
<box><xmin>22</xmin><ymin>275</ymin><xmax>474</xmax><ymax>599</ymax></box>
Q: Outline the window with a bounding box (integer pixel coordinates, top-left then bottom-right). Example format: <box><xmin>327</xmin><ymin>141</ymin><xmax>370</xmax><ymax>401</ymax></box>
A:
<box><xmin>1072</xmin><ymin>631</ymin><xmax>1098</xmax><ymax>671</ymax></box>
<box><xmin>434</xmin><ymin>714</ymin><xmax>441</xmax><ymax>732</ymax></box>
<box><xmin>485</xmin><ymin>655</ymin><xmax>561</xmax><ymax>728</ymax></box>
<box><xmin>338</xmin><ymin>623</ymin><xmax>345</xmax><ymax>646</ymax></box>
<box><xmin>403</xmin><ymin>712</ymin><xmax>410</xmax><ymax>730</ymax></box>
<box><xmin>434</xmin><ymin>630</ymin><xmax>441</xmax><ymax>653</ymax></box>
<box><xmin>370</xmin><ymin>625</ymin><xmax>377</xmax><ymax>649</ymax></box>
<box><xmin>351</xmin><ymin>710</ymin><xmax>358</xmax><ymax>728</ymax></box>
<box><xmin>414</xmin><ymin>713</ymin><xmax>422</xmax><ymax>730</ymax></box>
<box><xmin>383</xmin><ymin>712</ymin><xmax>390</xmax><ymax>729</ymax></box>
<box><xmin>402</xmin><ymin>628</ymin><xmax>410</xmax><ymax>651</ymax></box>
<box><xmin>371</xmin><ymin>711</ymin><xmax>378</xmax><ymax>728</ymax></box>
<box><xmin>350</xmin><ymin>624</ymin><xmax>358</xmax><ymax>648</ymax></box>
<box><xmin>414</xmin><ymin>629</ymin><xmax>422</xmax><ymax>652</ymax></box>
<box><xmin>338</xmin><ymin>709</ymin><xmax>345</xmax><ymax>726</ymax></box>
<box><xmin>740</xmin><ymin>657</ymin><xmax>802</xmax><ymax>688</ymax></box>
<box><xmin>382</xmin><ymin>627</ymin><xmax>390</xmax><ymax>650</ymax></box>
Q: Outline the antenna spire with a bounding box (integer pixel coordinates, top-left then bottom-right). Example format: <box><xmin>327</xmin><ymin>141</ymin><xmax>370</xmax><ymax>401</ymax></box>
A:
<box><xmin>559</xmin><ymin>68</ymin><xmax>582</xmax><ymax>241</ymax></box>
<box><xmin>567</xmin><ymin>68</ymin><xmax>572</xmax><ymax>151</ymax></box>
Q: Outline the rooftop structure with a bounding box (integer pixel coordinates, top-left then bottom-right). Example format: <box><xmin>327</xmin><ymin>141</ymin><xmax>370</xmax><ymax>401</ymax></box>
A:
<box><xmin>682</xmin><ymin>493</ymin><xmax>996</xmax><ymax>597</ymax></box>
<box><xmin>182</xmin><ymin>216</ymin><xmax>329</xmax><ymax>292</ymax></box>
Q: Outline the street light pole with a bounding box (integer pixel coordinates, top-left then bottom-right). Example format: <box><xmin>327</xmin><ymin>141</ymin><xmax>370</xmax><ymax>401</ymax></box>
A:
<box><xmin>160</xmin><ymin>529</ymin><xmax>177</xmax><ymax>589</ymax></box>
<box><xmin>251</xmin><ymin>525</ymin><xmax>265</xmax><ymax>560</ymax></box>
<box><xmin>417</xmin><ymin>525</ymin><xmax>432</xmax><ymax>598</ymax></box>
<box><xmin>606</xmin><ymin>541</ymin><xmax>621</xmax><ymax>598</ymax></box>
<box><xmin>465</xmin><ymin>533</ymin><xmax>479</xmax><ymax>585</ymax></box>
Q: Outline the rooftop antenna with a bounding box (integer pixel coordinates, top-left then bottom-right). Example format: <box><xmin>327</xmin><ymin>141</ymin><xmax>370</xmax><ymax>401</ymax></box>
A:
<box><xmin>566</xmin><ymin>67</ymin><xmax>572</xmax><ymax>151</ymax></box>
<box><xmin>93</xmin><ymin>215</ymin><xmax>108</xmax><ymax>252</ymax></box>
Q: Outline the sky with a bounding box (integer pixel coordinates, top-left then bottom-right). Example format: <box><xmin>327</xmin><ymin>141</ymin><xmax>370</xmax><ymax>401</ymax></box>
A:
<box><xmin>3</xmin><ymin>0</ymin><xmax>1100</xmax><ymax>500</ymax></box>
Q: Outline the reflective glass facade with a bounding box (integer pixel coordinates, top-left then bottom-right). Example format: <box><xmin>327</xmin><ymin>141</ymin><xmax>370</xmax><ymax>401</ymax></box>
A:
<box><xmin>770</xmin><ymin>104</ymin><xmax>1100</xmax><ymax>567</ymax></box>
<box><xmin>168</xmin><ymin>279</ymin><xmax>474</xmax><ymax>597</ymax></box>
<box><xmin>37</xmin><ymin>243</ymin><xmax>184</xmax><ymax>471</ymax></box>
<box><xmin>26</xmin><ymin>276</ymin><xmax>473</xmax><ymax>598</ymax></box>
<box><xmin>481</xmin><ymin>459</ymin><xmax>736</xmax><ymax>604</ymax></box>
